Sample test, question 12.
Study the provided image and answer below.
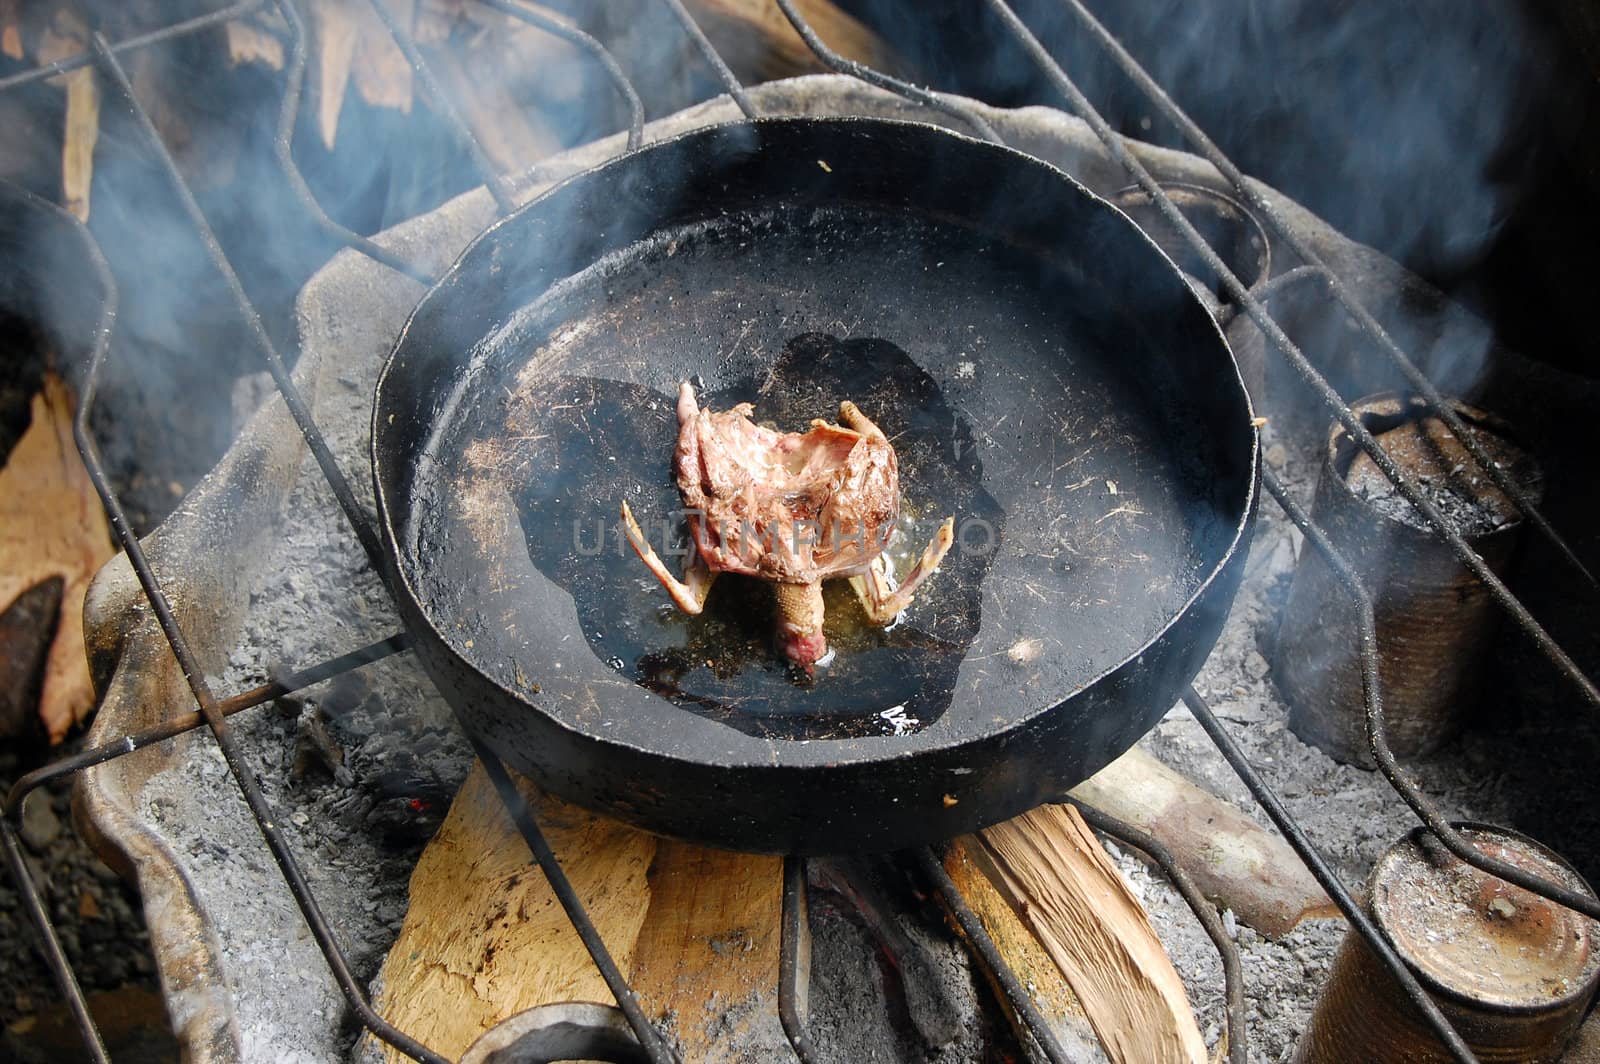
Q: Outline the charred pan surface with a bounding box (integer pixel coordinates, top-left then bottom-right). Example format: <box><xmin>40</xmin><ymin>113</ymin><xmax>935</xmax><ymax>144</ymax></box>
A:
<box><xmin>372</xmin><ymin>117</ymin><xmax>1258</xmax><ymax>853</ymax></box>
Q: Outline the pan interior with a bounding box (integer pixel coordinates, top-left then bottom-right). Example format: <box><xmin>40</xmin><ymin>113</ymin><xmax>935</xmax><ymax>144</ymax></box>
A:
<box><xmin>406</xmin><ymin>196</ymin><xmax>1233</xmax><ymax>745</ymax></box>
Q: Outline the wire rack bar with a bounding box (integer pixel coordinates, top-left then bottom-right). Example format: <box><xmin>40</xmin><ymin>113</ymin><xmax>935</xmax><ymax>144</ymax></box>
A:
<box><xmin>66</xmin><ymin>50</ymin><xmax>448</xmax><ymax>1052</ymax></box>
<box><xmin>1259</xmin><ymin>471</ymin><xmax>1600</xmax><ymax>919</ymax></box>
<box><xmin>778</xmin><ymin>855</ymin><xmax>819</xmax><ymax>1064</ymax></box>
<box><xmin>982</xmin><ymin>0</ymin><xmax>1600</xmax><ymax>713</ymax></box>
<box><xmin>92</xmin><ymin>32</ymin><xmax>393</xmax><ymax>576</ymax></box>
<box><xmin>362</xmin><ymin>0</ymin><xmax>517</xmax><ymax>214</ymax></box>
<box><xmin>475</xmin><ymin>0</ymin><xmax>645</xmax><ymax>152</ymax></box>
<box><xmin>472</xmin><ymin>742</ymin><xmax>678</xmax><ymax>1062</ymax></box>
<box><xmin>1050</xmin><ymin>0</ymin><xmax>1596</xmax><ymax>594</ymax></box>
<box><xmin>1180</xmin><ymin>686</ymin><xmax>1477</xmax><ymax>1064</ymax></box>
<box><xmin>0</xmin><ymin>0</ymin><xmax>269</xmax><ymax>92</ymax></box>
<box><xmin>659</xmin><ymin>0</ymin><xmax>757</xmax><ymax>118</ymax></box>
<box><xmin>771</xmin><ymin>0</ymin><xmax>998</xmax><ymax>142</ymax></box>
<box><xmin>912</xmin><ymin>848</ymin><xmax>1076</xmax><ymax>1064</ymax></box>
<box><xmin>0</xmin><ymin>2</ymin><xmax>1590</xmax><ymax>1062</ymax></box>
<box><xmin>0</xmin><ymin>815</ymin><xmax>112</xmax><ymax>1063</ymax></box>
<box><xmin>968</xmin><ymin>0</ymin><xmax>1600</xmax><ymax>925</ymax></box>
<box><xmin>271</xmin><ymin>0</ymin><xmax>439</xmax><ymax>286</ymax></box>
<box><xmin>4</xmin><ymin>634</ymin><xmax>410</xmax><ymax>817</ymax></box>
<box><xmin>0</xmin><ymin>179</ymin><xmax>121</xmax><ymax>1064</ymax></box>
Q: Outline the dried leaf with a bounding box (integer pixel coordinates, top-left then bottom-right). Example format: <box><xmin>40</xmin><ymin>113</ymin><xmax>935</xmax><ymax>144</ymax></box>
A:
<box><xmin>0</xmin><ymin>373</ymin><xmax>116</xmax><ymax>741</ymax></box>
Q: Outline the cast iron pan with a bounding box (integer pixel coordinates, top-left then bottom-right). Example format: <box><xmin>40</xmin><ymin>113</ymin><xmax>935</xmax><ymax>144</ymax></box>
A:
<box><xmin>373</xmin><ymin>117</ymin><xmax>1259</xmax><ymax>854</ymax></box>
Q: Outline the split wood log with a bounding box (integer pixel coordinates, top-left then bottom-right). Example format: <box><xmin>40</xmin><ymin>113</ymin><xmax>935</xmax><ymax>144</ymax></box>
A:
<box><xmin>31</xmin><ymin>5</ymin><xmax>99</xmax><ymax>221</ymax></box>
<box><xmin>371</xmin><ymin>763</ymin><xmax>783</xmax><ymax>1062</ymax></box>
<box><xmin>941</xmin><ymin>840</ymin><xmax>1104</xmax><ymax>1057</ymax></box>
<box><xmin>967</xmin><ymin>803</ymin><xmax>1208</xmax><ymax>1064</ymax></box>
<box><xmin>1069</xmin><ymin>746</ymin><xmax>1337</xmax><ymax>937</ymax></box>
<box><xmin>61</xmin><ymin>64</ymin><xmax>98</xmax><ymax>222</ymax></box>
<box><xmin>307</xmin><ymin>0</ymin><xmax>417</xmax><ymax>150</ymax></box>
<box><xmin>683</xmin><ymin>0</ymin><xmax>898</xmax><ymax>83</ymax></box>
<box><xmin>352</xmin><ymin>0</ymin><xmax>414</xmax><ymax>113</ymax></box>
<box><xmin>0</xmin><ymin>373</ymin><xmax>115</xmax><ymax>741</ymax></box>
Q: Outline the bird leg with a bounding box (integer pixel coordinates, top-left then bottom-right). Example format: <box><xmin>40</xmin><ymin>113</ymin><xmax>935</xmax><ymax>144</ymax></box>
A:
<box><xmin>620</xmin><ymin>501</ymin><xmax>716</xmax><ymax>614</ymax></box>
<box><xmin>850</xmin><ymin>517</ymin><xmax>955</xmax><ymax>626</ymax></box>
<box><xmin>837</xmin><ymin>400</ymin><xmax>889</xmax><ymax>443</ymax></box>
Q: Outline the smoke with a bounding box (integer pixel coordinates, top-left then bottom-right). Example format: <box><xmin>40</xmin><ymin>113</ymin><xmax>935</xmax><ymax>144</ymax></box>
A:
<box><xmin>0</xmin><ymin>0</ymin><xmax>719</xmax><ymax>529</ymax></box>
<box><xmin>857</xmin><ymin>0</ymin><xmax>1565</xmax><ymax>282</ymax></box>
<box><xmin>0</xmin><ymin>0</ymin><xmax>1575</xmax><ymax>530</ymax></box>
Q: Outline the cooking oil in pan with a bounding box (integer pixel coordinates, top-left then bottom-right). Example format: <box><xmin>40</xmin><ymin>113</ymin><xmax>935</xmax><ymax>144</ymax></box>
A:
<box><xmin>513</xmin><ymin>334</ymin><xmax>1003</xmax><ymax>740</ymax></box>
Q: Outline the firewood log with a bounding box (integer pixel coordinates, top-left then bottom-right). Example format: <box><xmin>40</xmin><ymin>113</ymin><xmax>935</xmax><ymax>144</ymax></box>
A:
<box><xmin>966</xmin><ymin>803</ymin><xmax>1208</xmax><ymax>1064</ymax></box>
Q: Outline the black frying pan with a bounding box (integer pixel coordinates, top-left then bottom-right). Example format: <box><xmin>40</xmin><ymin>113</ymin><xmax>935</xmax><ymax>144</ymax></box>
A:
<box><xmin>372</xmin><ymin>117</ymin><xmax>1258</xmax><ymax>854</ymax></box>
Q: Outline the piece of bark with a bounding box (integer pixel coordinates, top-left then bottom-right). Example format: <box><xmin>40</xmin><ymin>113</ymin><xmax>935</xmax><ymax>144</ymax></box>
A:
<box><xmin>941</xmin><ymin>841</ymin><xmax>1103</xmax><ymax>1057</ymax></box>
<box><xmin>1069</xmin><ymin>747</ymin><xmax>1338</xmax><ymax>937</ymax></box>
<box><xmin>968</xmin><ymin>803</ymin><xmax>1207</xmax><ymax>1064</ymax></box>
<box><xmin>682</xmin><ymin>0</ymin><xmax>898</xmax><ymax>83</ymax></box>
<box><xmin>0</xmin><ymin>373</ymin><xmax>115</xmax><ymax>741</ymax></box>
<box><xmin>0</xmin><ymin>576</ymin><xmax>63</xmax><ymax>740</ymax></box>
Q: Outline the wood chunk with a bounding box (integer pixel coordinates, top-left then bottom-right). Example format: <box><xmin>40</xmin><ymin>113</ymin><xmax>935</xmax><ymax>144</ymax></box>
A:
<box><xmin>422</xmin><ymin>20</ymin><xmax>567</xmax><ymax>172</ymax></box>
<box><xmin>310</xmin><ymin>0</ymin><xmax>361</xmax><ymax>149</ymax></box>
<box><xmin>968</xmin><ymin>803</ymin><xmax>1207</xmax><ymax>1064</ymax></box>
<box><xmin>1070</xmin><ymin>747</ymin><xmax>1337</xmax><ymax>937</ymax></box>
<box><xmin>683</xmin><ymin>0</ymin><xmax>898</xmax><ymax>83</ymax></box>
<box><xmin>374</xmin><ymin>763</ymin><xmax>793</xmax><ymax>1061</ymax></box>
<box><xmin>0</xmin><ymin>373</ymin><xmax>115</xmax><ymax>741</ymax></box>
<box><xmin>225</xmin><ymin>20</ymin><xmax>286</xmax><ymax>71</ymax></box>
<box><xmin>352</xmin><ymin>0</ymin><xmax>414</xmax><ymax>113</ymax></box>
<box><xmin>0</xmin><ymin>0</ymin><xmax>22</xmax><ymax>61</ymax></box>
<box><xmin>371</xmin><ymin>763</ymin><xmax>656</xmax><ymax>1062</ymax></box>
<box><xmin>629</xmin><ymin>842</ymin><xmax>782</xmax><ymax>1057</ymax></box>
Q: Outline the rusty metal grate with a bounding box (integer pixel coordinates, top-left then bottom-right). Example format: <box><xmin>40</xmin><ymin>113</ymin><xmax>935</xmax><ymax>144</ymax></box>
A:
<box><xmin>2</xmin><ymin>2</ymin><xmax>1597</xmax><ymax>1062</ymax></box>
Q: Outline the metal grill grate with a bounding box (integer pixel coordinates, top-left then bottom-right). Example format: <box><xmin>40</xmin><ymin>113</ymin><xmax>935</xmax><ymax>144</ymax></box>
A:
<box><xmin>2</xmin><ymin>3</ymin><xmax>1596</xmax><ymax>1062</ymax></box>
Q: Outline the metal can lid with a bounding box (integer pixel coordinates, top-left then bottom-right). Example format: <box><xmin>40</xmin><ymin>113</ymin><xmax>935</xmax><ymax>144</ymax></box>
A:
<box><xmin>1371</xmin><ymin>825</ymin><xmax>1600</xmax><ymax>1012</ymax></box>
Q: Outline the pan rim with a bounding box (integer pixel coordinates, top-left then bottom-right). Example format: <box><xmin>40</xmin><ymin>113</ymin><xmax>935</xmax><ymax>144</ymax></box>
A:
<box><xmin>371</xmin><ymin>114</ymin><xmax>1261</xmax><ymax>774</ymax></box>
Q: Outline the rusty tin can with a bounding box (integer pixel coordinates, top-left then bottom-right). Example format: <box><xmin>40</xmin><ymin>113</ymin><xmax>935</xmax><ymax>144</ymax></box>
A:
<box><xmin>1273</xmin><ymin>393</ymin><xmax>1542</xmax><ymax>765</ymax></box>
<box><xmin>1294</xmin><ymin>824</ymin><xmax>1600</xmax><ymax>1064</ymax></box>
